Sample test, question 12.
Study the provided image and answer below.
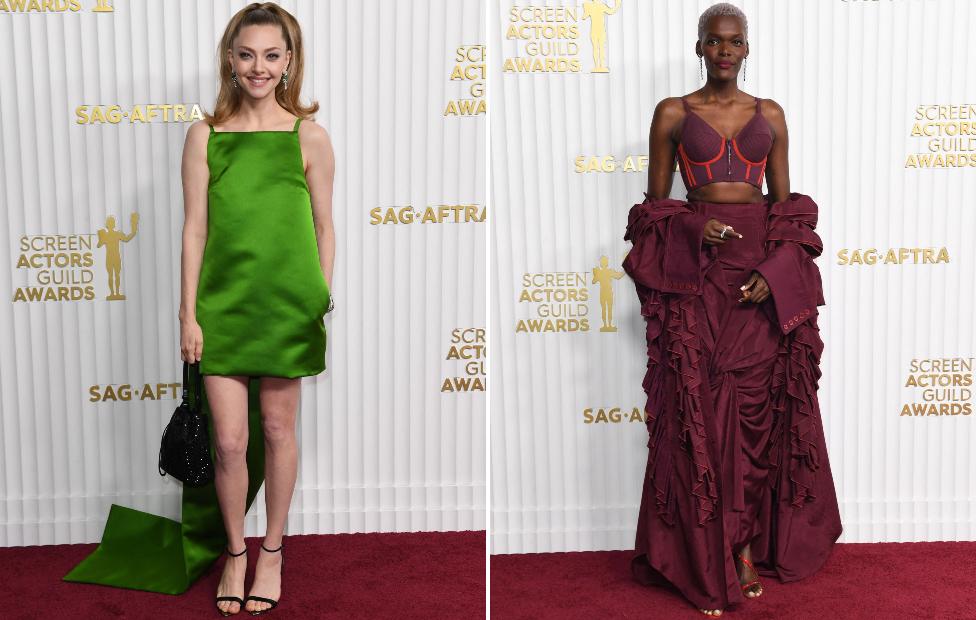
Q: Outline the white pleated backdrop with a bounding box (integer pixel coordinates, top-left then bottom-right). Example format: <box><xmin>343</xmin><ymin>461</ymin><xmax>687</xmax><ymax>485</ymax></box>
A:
<box><xmin>0</xmin><ymin>0</ymin><xmax>486</xmax><ymax>547</ymax></box>
<box><xmin>491</xmin><ymin>0</ymin><xmax>976</xmax><ymax>553</ymax></box>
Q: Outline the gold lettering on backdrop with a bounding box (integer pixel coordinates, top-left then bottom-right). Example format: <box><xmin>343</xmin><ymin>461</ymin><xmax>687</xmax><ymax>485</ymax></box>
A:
<box><xmin>445</xmin><ymin>45</ymin><xmax>486</xmax><ymax>116</ymax></box>
<box><xmin>75</xmin><ymin>103</ymin><xmax>205</xmax><ymax>125</ymax></box>
<box><xmin>900</xmin><ymin>358</ymin><xmax>974</xmax><ymax>417</ymax></box>
<box><xmin>442</xmin><ymin>328</ymin><xmax>486</xmax><ymax>392</ymax></box>
<box><xmin>574</xmin><ymin>155</ymin><xmax>648</xmax><ymax>173</ymax></box>
<box><xmin>835</xmin><ymin>247</ymin><xmax>950</xmax><ymax>265</ymax></box>
<box><xmin>517</xmin><ymin>271</ymin><xmax>590</xmax><ymax>333</ymax></box>
<box><xmin>92</xmin><ymin>0</ymin><xmax>112</xmax><ymax>11</ymax></box>
<box><xmin>368</xmin><ymin>204</ymin><xmax>486</xmax><ymax>225</ymax></box>
<box><xmin>89</xmin><ymin>382</ymin><xmax>181</xmax><ymax>403</ymax></box>
<box><xmin>502</xmin><ymin>5</ymin><xmax>581</xmax><ymax>73</ymax></box>
<box><xmin>504</xmin><ymin>3</ymin><xmax>622</xmax><ymax>73</ymax></box>
<box><xmin>517</xmin><ymin>258</ymin><xmax>630</xmax><ymax>334</ymax></box>
<box><xmin>13</xmin><ymin>234</ymin><xmax>97</xmax><ymax>302</ymax></box>
<box><xmin>12</xmin><ymin>216</ymin><xmax>140</xmax><ymax>303</ymax></box>
<box><xmin>0</xmin><ymin>0</ymin><xmax>83</xmax><ymax>12</ymax></box>
<box><xmin>905</xmin><ymin>104</ymin><xmax>976</xmax><ymax>168</ymax></box>
<box><xmin>97</xmin><ymin>213</ymin><xmax>139</xmax><ymax>300</ymax></box>
<box><xmin>582</xmin><ymin>407</ymin><xmax>646</xmax><ymax>424</ymax></box>
<box><xmin>591</xmin><ymin>256</ymin><xmax>623</xmax><ymax>332</ymax></box>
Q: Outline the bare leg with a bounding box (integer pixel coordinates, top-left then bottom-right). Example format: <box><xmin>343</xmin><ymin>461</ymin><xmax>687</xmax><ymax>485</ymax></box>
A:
<box><xmin>208</xmin><ymin>374</ymin><xmax>251</xmax><ymax>615</ymax></box>
<box><xmin>245</xmin><ymin>376</ymin><xmax>301</xmax><ymax>613</ymax></box>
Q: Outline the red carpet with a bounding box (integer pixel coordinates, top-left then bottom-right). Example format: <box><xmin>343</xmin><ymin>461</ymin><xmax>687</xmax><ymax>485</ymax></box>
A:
<box><xmin>0</xmin><ymin>530</ymin><xmax>485</xmax><ymax>619</ymax></box>
<box><xmin>490</xmin><ymin>542</ymin><xmax>976</xmax><ymax>619</ymax></box>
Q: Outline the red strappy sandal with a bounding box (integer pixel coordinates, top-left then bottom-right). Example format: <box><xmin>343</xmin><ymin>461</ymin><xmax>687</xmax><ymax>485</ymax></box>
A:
<box><xmin>737</xmin><ymin>553</ymin><xmax>763</xmax><ymax>598</ymax></box>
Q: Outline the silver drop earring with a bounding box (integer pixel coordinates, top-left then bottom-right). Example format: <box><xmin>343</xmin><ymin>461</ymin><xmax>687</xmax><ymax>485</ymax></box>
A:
<box><xmin>699</xmin><ymin>56</ymin><xmax>703</xmax><ymax>80</ymax></box>
<box><xmin>743</xmin><ymin>57</ymin><xmax>748</xmax><ymax>82</ymax></box>
<box><xmin>282</xmin><ymin>68</ymin><xmax>289</xmax><ymax>90</ymax></box>
<box><xmin>231</xmin><ymin>69</ymin><xmax>239</xmax><ymax>89</ymax></box>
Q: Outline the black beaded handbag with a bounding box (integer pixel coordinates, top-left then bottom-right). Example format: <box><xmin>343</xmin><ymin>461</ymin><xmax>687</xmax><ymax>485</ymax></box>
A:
<box><xmin>158</xmin><ymin>361</ymin><xmax>214</xmax><ymax>487</ymax></box>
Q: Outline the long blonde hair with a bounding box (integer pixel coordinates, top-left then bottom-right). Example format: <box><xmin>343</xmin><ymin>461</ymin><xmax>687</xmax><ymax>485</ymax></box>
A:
<box><xmin>204</xmin><ymin>2</ymin><xmax>319</xmax><ymax>125</ymax></box>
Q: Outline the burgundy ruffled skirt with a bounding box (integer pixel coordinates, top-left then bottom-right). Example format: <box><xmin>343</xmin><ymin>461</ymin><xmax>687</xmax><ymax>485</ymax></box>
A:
<box><xmin>623</xmin><ymin>195</ymin><xmax>842</xmax><ymax>610</ymax></box>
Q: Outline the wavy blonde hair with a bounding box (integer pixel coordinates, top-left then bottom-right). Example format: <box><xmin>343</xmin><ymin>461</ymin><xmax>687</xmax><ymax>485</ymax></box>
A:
<box><xmin>204</xmin><ymin>2</ymin><xmax>319</xmax><ymax>125</ymax></box>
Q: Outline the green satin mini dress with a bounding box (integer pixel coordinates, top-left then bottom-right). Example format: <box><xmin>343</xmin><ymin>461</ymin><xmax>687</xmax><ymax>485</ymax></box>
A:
<box><xmin>198</xmin><ymin>116</ymin><xmax>330</xmax><ymax>377</ymax></box>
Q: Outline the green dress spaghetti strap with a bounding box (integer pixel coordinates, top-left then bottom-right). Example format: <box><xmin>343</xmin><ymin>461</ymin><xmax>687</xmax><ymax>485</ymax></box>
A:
<box><xmin>199</xmin><ymin>115</ymin><xmax>330</xmax><ymax>377</ymax></box>
<box><xmin>64</xmin><ymin>116</ymin><xmax>329</xmax><ymax>594</ymax></box>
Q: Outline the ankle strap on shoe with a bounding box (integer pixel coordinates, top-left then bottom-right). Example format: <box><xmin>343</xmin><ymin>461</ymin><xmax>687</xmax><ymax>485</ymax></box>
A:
<box><xmin>261</xmin><ymin>543</ymin><xmax>283</xmax><ymax>553</ymax></box>
<box><xmin>226</xmin><ymin>546</ymin><xmax>247</xmax><ymax>557</ymax></box>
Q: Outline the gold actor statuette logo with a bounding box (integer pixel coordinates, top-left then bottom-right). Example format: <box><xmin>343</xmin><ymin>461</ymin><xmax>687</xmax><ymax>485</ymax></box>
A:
<box><xmin>582</xmin><ymin>0</ymin><xmax>620</xmax><ymax>73</ymax></box>
<box><xmin>97</xmin><ymin>213</ymin><xmax>138</xmax><ymax>301</ymax></box>
<box><xmin>591</xmin><ymin>255</ymin><xmax>623</xmax><ymax>332</ymax></box>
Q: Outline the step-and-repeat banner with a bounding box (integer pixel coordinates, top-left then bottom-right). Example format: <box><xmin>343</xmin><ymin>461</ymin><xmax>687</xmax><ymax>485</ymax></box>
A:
<box><xmin>491</xmin><ymin>0</ymin><xmax>975</xmax><ymax>553</ymax></box>
<box><xmin>0</xmin><ymin>0</ymin><xmax>486</xmax><ymax>546</ymax></box>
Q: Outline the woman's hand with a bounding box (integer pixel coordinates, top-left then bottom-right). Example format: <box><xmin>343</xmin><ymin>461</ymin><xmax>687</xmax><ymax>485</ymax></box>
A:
<box><xmin>703</xmin><ymin>218</ymin><xmax>744</xmax><ymax>246</ymax></box>
<box><xmin>180</xmin><ymin>318</ymin><xmax>204</xmax><ymax>363</ymax></box>
<box><xmin>739</xmin><ymin>271</ymin><xmax>770</xmax><ymax>304</ymax></box>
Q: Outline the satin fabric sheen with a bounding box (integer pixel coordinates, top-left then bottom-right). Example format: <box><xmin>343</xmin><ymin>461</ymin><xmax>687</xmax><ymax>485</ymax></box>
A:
<box><xmin>623</xmin><ymin>193</ymin><xmax>842</xmax><ymax>610</ymax></box>
<box><xmin>198</xmin><ymin>118</ymin><xmax>329</xmax><ymax>378</ymax></box>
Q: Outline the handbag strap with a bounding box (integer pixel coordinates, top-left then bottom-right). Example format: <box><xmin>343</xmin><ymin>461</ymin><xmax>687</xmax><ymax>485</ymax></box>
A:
<box><xmin>181</xmin><ymin>361</ymin><xmax>203</xmax><ymax>413</ymax></box>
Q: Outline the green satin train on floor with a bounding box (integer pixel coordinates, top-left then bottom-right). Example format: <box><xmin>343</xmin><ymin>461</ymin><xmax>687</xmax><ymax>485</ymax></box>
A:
<box><xmin>64</xmin><ymin>379</ymin><xmax>264</xmax><ymax>594</ymax></box>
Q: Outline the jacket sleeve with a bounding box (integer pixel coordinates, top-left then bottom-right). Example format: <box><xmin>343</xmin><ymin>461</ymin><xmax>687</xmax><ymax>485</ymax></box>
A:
<box><xmin>623</xmin><ymin>194</ymin><xmax>714</xmax><ymax>296</ymax></box>
<box><xmin>752</xmin><ymin>193</ymin><xmax>826</xmax><ymax>335</ymax></box>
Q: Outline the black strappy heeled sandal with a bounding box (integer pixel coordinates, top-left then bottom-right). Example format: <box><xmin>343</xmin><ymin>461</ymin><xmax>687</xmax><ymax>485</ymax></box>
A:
<box><xmin>215</xmin><ymin>546</ymin><xmax>248</xmax><ymax>617</ymax></box>
<box><xmin>244</xmin><ymin>543</ymin><xmax>284</xmax><ymax>615</ymax></box>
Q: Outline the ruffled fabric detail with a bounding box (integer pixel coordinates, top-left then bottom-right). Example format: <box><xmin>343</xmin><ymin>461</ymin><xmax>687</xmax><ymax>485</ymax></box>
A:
<box><xmin>664</xmin><ymin>295</ymin><xmax>719</xmax><ymax>525</ymax></box>
<box><xmin>767</xmin><ymin>317</ymin><xmax>826</xmax><ymax>507</ymax></box>
<box><xmin>625</xmin><ymin>196</ymin><xmax>719</xmax><ymax>527</ymax></box>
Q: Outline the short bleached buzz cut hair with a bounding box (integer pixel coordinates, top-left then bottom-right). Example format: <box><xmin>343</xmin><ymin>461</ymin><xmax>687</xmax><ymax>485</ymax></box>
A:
<box><xmin>698</xmin><ymin>2</ymin><xmax>748</xmax><ymax>41</ymax></box>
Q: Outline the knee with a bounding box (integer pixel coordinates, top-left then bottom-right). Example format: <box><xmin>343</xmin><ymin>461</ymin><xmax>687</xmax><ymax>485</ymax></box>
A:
<box><xmin>261</xmin><ymin>412</ymin><xmax>296</xmax><ymax>447</ymax></box>
<box><xmin>214</xmin><ymin>433</ymin><xmax>247</xmax><ymax>463</ymax></box>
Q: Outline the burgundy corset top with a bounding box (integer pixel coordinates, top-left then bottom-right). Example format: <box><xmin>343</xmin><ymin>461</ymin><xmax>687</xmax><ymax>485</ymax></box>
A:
<box><xmin>676</xmin><ymin>96</ymin><xmax>773</xmax><ymax>192</ymax></box>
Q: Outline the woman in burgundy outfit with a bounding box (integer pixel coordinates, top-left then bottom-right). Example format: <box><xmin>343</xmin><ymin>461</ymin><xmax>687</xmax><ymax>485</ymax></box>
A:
<box><xmin>622</xmin><ymin>4</ymin><xmax>842</xmax><ymax>616</ymax></box>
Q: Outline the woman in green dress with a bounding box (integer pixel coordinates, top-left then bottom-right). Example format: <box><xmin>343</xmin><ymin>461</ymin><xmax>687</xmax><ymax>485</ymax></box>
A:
<box><xmin>179</xmin><ymin>3</ymin><xmax>334</xmax><ymax>615</ymax></box>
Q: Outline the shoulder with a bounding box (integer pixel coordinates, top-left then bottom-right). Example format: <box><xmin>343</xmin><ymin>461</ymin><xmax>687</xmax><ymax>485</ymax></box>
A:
<box><xmin>298</xmin><ymin>118</ymin><xmax>334</xmax><ymax>152</ymax></box>
<box><xmin>758</xmin><ymin>97</ymin><xmax>786</xmax><ymax>122</ymax></box>
<box><xmin>298</xmin><ymin>118</ymin><xmax>335</xmax><ymax>173</ymax></box>
<box><xmin>757</xmin><ymin>97</ymin><xmax>788</xmax><ymax>139</ymax></box>
<box><xmin>182</xmin><ymin>120</ymin><xmax>211</xmax><ymax>159</ymax></box>
<box><xmin>649</xmin><ymin>96</ymin><xmax>685</xmax><ymax>133</ymax></box>
<box><xmin>185</xmin><ymin>119</ymin><xmax>211</xmax><ymax>143</ymax></box>
<box><xmin>653</xmin><ymin>96</ymin><xmax>685</xmax><ymax>120</ymax></box>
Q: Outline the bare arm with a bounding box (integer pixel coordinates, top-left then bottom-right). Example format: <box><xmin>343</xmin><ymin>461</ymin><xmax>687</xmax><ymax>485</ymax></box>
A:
<box><xmin>762</xmin><ymin>98</ymin><xmax>790</xmax><ymax>204</ymax></box>
<box><xmin>178</xmin><ymin>120</ymin><xmax>209</xmax><ymax>361</ymax></box>
<box><xmin>646</xmin><ymin>97</ymin><xmax>681</xmax><ymax>199</ymax></box>
<box><xmin>302</xmin><ymin>121</ymin><xmax>336</xmax><ymax>286</ymax></box>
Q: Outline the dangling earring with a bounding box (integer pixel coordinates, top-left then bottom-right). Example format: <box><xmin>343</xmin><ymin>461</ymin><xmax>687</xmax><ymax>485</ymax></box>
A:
<box><xmin>282</xmin><ymin>67</ymin><xmax>289</xmax><ymax>90</ymax></box>
<box><xmin>699</xmin><ymin>56</ymin><xmax>703</xmax><ymax>80</ymax></box>
<box><xmin>743</xmin><ymin>57</ymin><xmax>747</xmax><ymax>82</ymax></box>
<box><xmin>231</xmin><ymin>69</ymin><xmax>239</xmax><ymax>89</ymax></box>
